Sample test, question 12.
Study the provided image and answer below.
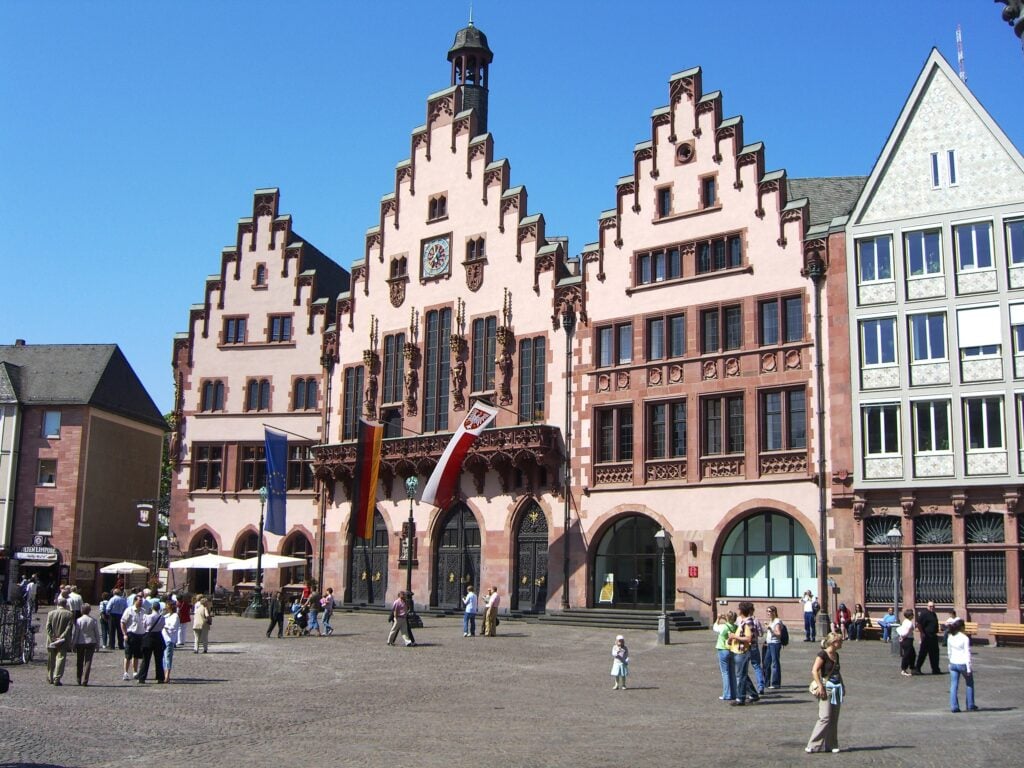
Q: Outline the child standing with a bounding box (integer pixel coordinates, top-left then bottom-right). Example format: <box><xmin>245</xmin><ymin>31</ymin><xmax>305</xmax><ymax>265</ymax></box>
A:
<box><xmin>611</xmin><ymin>635</ymin><xmax>630</xmax><ymax>690</ymax></box>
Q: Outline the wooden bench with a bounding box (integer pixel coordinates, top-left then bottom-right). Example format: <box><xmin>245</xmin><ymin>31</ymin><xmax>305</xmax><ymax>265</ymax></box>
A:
<box><xmin>989</xmin><ymin>622</ymin><xmax>1024</xmax><ymax>646</ymax></box>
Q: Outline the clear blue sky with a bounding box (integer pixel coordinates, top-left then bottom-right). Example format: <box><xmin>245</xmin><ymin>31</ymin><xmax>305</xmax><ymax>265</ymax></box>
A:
<box><xmin>2</xmin><ymin>2</ymin><xmax>1022</xmax><ymax>414</ymax></box>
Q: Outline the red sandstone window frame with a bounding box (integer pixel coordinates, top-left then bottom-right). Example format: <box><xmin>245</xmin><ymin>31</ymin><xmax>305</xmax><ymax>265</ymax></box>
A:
<box><xmin>245</xmin><ymin>378</ymin><xmax>271</xmax><ymax>412</ymax></box>
<box><xmin>287</xmin><ymin>444</ymin><xmax>316</xmax><ymax>491</ymax></box>
<box><xmin>759</xmin><ymin>387</ymin><xmax>807</xmax><ymax>452</ymax></box>
<box><xmin>701</xmin><ymin>393</ymin><xmax>744</xmax><ymax>456</ymax></box>
<box><xmin>646</xmin><ymin>399</ymin><xmax>687</xmax><ymax>459</ymax></box>
<box><xmin>291</xmin><ymin>376</ymin><xmax>318</xmax><ymax>411</ymax></box>
<box><xmin>222</xmin><ymin>316</ymin><xmax>248</xmax><ymax>345</ymax></box>
<box><xmin>268</xmin><ymin>314</ymin><xmax>293</xmax><ymax>343</ymax></box>
<box><xmin>253</xmin><ymin>263</ymin><xmax>268</xmax><ymax>288</ymax></box>
<box><xmin>199</xmin><ymin>379</ymin><xmax>226</xmax><ymax>412</ymax></box>
<box><xmin>595</xmin><ymin>404</ymin><xmax>634</xmax><ymax>464</ymax></box>
<box><xmin>238</xmin><ymin>444</ymin><xmax>267</xmax><ymax>491</ymax></box>
<box><xmin>700</xmin><ymin>174</ymin><xmax>718</xmax><ymax>209</ymax></box>
<box><xmin>646</xmin><ymin>313</ymin><xmax>686</xmax><ymax>361</ymax></box>
<box><xmin>428</xmin><ymin>194</ymin><xmax>448</xmax><ymax>221</ymax></box>
<box><xmin>191</xmin><ymin>444</ymin><xmax>224</xmax><ymax>491</ymax></box>
<box><xmin>757</xmin><ymin>294</ymin><xmax>805</xmax><ymax>346</ymax></box>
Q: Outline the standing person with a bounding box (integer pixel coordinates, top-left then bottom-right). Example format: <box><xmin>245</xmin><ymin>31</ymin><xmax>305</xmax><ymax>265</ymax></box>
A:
<box><xmin>161</xmin><ymin>601</ymin><xmax>180</xmax><ymax>683</ymax></box>
<box><xmin>482</xmin><ymin>586</ymin><xmax>500</xmax><ymax>637</ymax></box>
<box><xmin>610</xmin><ymin>634</ymin><xmax>630</xmax><ymax>690</ymax></box>
<box><xmin>801</xmin><ymin>590</ymin><xmax>817</xmax><ymax>642</ymax></box>
<box><xmin>897</xmin><ymin>609</ymin><xmax>916</xmax><ymax>676</ymax></box>
<box><xmin>25</xmin><ymin>575</ymin><xmax>39</xmax><ymax>616</ymax></box>
<box><xmin>386</xmin><ymin>590</ymin><xmax>415</xmax><ymax>647</ymax></box>
<box><xmin>266</xmin><ymin>591</ymin><xmax>285</xmax><ymax>638</ymax></box>
<box><xmin>833</xmin><ymin>603</ymin><xmax>851</xmax><ymax>640</ymax></box>
<box><xmin>946</xmin><ymin>619</ymin><xmax>978</xmax><ymax>713</ymax></box>
<box><xmin>121</xmin><ymin>594</ymin><xmax>146</xmax><ymax>681</ymax></box>
<box><xmin>749</xmin><ymin>613</ymin><xmax>766</xmax><ymax>694</ymax></box>
<box><xmin>727</xmin><ymin>601</ymin><xmax>760</xmax><ymax>706</ymax></box>
<box><xmin>44</xmin><ymin>597</ymin><xmax>74</xmax><ymax>686</ymax></box>
<box><xmin>136</xmin><ymin>602</ymin><xmax>166</xmax><ymax>684</ymax></box>
<box><xmin>849</xmin><ymin>604</ymin><xmax>868</xmax><ymax>642</ymax></box>
<box><xmin>462</xmin><ymin>585</ymin><xmax>478</xmax><ymax>637</ymax></box>
<box><xmin>713</xmin><ymin>611</ymin><xmax>737</xmax><ymax>701</ymax></box>
<box><xmin>305</xmin><ymin>587</ymin><xmax>322</xmax><ymax>637</ymax></box>
<box><xmin>97</xmin><ymin>592</ymin><xmax>110</xmax><ymax>650</ymax></box>
<box><xmin>105</xmin><ymin>589</ymin><xmax>127</xmax><ymax>650</ymax></box>
<box><xmin>72</xmin><ymin>604</ymin><xmax>100</xmax><ymax>685</ymax></box>
<box><xmin>66</xmin><ymin>586</ymin><xmax>83</xmax><ymax>620</ymax></box>
<box><xmin>192</xmin><ymin>597</ymin><xmax>211</xmax><ymax>653</ymax></box>
<box><xmin>763</xmin><ymin>605</ymin><xmax>784</xmax><ymax>689</ymax></box>
<box><xmin>915</xmin><ymin>601</ymin><xmax>942</xmax><ymax>675</ymax></box>
<box><xmin>321</xmin><ymin>587</ymin><xmax>335</xmax><ymax>636</ymax></box>
<box><xmin>176</xmin><ymin>593</ymin><xmax>191</xmax><ymax>647</ymax></box>
<box><xmin>805</xmin><ymin>632</ymin><xmax>845</xmax><ymax>754</ymax></box>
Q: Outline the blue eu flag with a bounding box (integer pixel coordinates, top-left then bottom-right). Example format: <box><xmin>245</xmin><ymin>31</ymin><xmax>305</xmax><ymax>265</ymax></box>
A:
<box><xmin>264</xmin><ymin>427</ymin><xmax>288</xmax><ymax>535</ymax></box>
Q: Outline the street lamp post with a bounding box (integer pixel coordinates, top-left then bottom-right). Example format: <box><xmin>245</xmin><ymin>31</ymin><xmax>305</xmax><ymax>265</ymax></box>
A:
<box><xmin>654</xmin><ymin>528</ymin><xmax>670</xmax><ymax>645</ymax></box>
<box><xmin>254</xmin><ymin>486</ymin><xmax>268</xmax><ymax>613</ymax></box>
<box><xmin>404</xmin><ymin>476</ymin><xmax>419</xmax><ymax>616</ymax></box>
<box><xmin>561</xmin><ymin>307</ymin><xmax>576</xmax><ymax>611</ymax></box>
<box><xmin>885</xmin><ymin>523</ymin><xmax>903</xmax><ymax>621</ymax></box>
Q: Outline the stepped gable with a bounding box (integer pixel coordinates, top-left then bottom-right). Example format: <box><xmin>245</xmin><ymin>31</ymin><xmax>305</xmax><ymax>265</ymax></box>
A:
<box><xmin>585</xmin><ymin>65</ymin><xmax>814</xmax><ymax>285</ymax></box>
<box><xmin>331</xmin><ymin>22</ymin><xmax>576</xmax><ymax>351</ymax></box>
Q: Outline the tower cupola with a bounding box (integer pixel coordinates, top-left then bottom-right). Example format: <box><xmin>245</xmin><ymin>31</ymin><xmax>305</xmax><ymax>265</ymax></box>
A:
<box><xmin>448</xmin><ymin>21</ymin><xmax>493</xmax><ymax>136</ymax></box>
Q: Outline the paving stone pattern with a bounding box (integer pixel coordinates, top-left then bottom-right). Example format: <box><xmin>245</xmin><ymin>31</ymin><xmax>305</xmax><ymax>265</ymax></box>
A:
<box><xmin>1</xmin><ymin>612</ymin><xmax>1022</xmax><ymax>768</ymax></box>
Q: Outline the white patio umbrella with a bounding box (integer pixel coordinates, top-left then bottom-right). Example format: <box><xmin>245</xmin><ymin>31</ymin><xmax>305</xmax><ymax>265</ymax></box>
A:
<box><xmin>226</xmin><ymin>555</ymin><xmax>307</xmax><ymax>571</ymax></box>
<box><xmin>99</xmin><ymin>561</ymin><xmax>149</xmax><ymax>575</ymax></box>
<box><xmin>167</xmin><ymin>553</ymin><xmax>243</xmax><ymax>593</ymax></box>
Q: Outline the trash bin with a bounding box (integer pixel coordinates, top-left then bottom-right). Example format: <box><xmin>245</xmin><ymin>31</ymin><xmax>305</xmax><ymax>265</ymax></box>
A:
<box><xmin>890</xmin><ymin>631</ymin><xmax>901</xmax><ymax>656</ymax></box>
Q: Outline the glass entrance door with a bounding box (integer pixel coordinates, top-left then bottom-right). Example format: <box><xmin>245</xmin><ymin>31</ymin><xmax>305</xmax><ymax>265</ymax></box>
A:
<box><xmin>593</xmin><ymin>514</ymin><xmax>674</xmax><ymax>609</ymax></box>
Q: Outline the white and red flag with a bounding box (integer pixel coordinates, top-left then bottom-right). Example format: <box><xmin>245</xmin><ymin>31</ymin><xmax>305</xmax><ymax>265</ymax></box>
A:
<box><xmin>420</xmin><ymin>401</ymin><xmax>498</xmax><ymax>509</ymax></box>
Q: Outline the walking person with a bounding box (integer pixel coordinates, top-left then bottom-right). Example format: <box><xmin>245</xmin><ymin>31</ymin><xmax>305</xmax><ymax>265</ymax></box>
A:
<box><xmin>915</xmin><ymin>601</ymin><xmax>942</xmax><ymax>675</ymax></box>
<box><xmin>72</xmin><ymin>603</ymin><xmax>100</xmax><ymax>686</ymax></box>
<box><xmin>805</xmin><ymin>632</ymin><xmax>845</xmax><ymax>753</ymax></box>
<box><xmin>136</xmin><ymin>601</ymin><xmax>166</xmax><ymax>684</ymax></box>
<box><xmin>305</xmin><ymin>587</ymin><xmax>322</xmax><ymax>637</ymax></box>
<box><xmin>266</xmin><ymin>591</ymin><xmax>285</xmax><ymax>638</ymax></box>
<box><xmin>462</xmin><ymin>585</ymin><xmax>478</xmax><ymax>637</ymax></box>
<box><xmin>97</xmin><ymin>592</ymin><xmax>110</xmax><ymax>650</ymax></box>
<box><xmin>763</xmin><ymin>605</ymin><xmax>784</xmax><ymax>689</ymax></box>
<box><xmin>610</xmin><ymin>634</ymin><xmax>630</xmax><ymax>690</ymax></box>
<box><xmin>176</xmin><ymin>593</ymin><xmax>191</xmax><ymax>647</ymax></box>
<box><xmin>386</xmin><ymin>590</ymin><xmax>415</xmax><ymax>647</ymax></box>
<box><xmin>161</xmin><ymin>601</ymin><xmax>180</xmax><ymax>683</ymax></box>
<box><xmin>801</xmin><ymin>590</ymin><xmax>817</xmax><ymax>642</ymax></box>
<box><xmin>727</xmin><ymin>601</ymin><xmax>760</xmax><ymax>705</ymax></box>
<box><xmin>482</xmin><ymin>586</ymin><xmax>500</xmax><ymax>637</ymax></box>
<box><xmin>321</xmin><ymin>587</ymin><xmax>335</xmax><ymax>636</ymax></box>
<box><xmin>44</xmin><ymin>597</ymin><xmax>74</xmax><ymax>686</ymax></box>
<box><xmin>946</xmin><ymin>619</ymin><xmax>978</xmax><ymax>713</ymax></box>
<box><xmin>192</xmin><ymin>596</ymin><xmax>211</xmax><ymax>653</ymax></box>
<box><xmin>121</xmin><ymin>593</ymin><xmax>146</xmax><ymax>681</ymax></box>
<box><xmin>897</xmin><ymin>609</ymin><xmax>916</xmax><ymax>676</ymax></box>
<box><xmin>105</xmin><ymin>589</ymin><xmax>127</xmax><ymax>650</ymax></box>
<box><xmin>713</xmin><ymin>611</ymin><xmax>737</xmax><ymax>701</ymax></box>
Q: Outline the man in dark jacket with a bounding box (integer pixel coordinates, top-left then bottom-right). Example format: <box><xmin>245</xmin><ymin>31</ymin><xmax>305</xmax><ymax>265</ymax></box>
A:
<box><xmin>915</xmin><ymin>601</ymin><xmax>942</xmax><ymax>674</ymax></box>
<box><xmin>266</xmin><ymin>592</ymin><xmax>285</xmax><ymax>638</ymax></box>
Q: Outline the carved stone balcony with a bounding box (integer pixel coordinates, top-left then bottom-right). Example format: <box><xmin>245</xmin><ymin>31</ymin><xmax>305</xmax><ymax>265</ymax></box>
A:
<box><xmin>311</xmin><ymin>423</ymin><xmax>564</xmax><ymax>502</ymax></box>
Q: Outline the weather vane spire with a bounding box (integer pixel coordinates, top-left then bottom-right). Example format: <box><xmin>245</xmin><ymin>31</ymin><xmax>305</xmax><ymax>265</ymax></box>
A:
<box><xmin>468</xmin><ymin>2</ymin><xmax>474</xmax><ymax>26</ymax></box>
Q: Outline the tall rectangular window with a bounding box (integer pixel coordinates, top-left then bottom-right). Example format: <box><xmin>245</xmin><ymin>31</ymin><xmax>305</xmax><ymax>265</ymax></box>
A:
<box><xmin>382</xmin><ymin>333</ymin><xmax>406</xmax><ymax>404</ymax></box>
<box><xmin>192</xmin><ymin>445</ymin><xmax>223</xmax><ymax>490</ymax></box>
<box><xmin>761</xmin><ymin>389</ymin><xmax>806</xmax><ymax>451</ymax></box>
<box><xmin>955</xmin><ymin>222</ymin><xmax>993</xmax><ymax>271</ymax></box>
<box><xmin>223</xmin><ymin>317</ymin><xmax>246</xmax><ymax>344</ymax></box>
<box><xmin>596</xmin><ymin>323</ymin><xmax>632</xmax><ymax>366</ymax></box>
<box><xmin>760</xmin><ymin>296</ymin><xmax>803</xmax><ymax>345</ymax></box>
<box><xmin>703</xmin><ymin>395</ymin><xmax>743</xmax><ymax>455</ymax></box>
<box><xmin>518</xmin><ymin>337</ymin><xmax>546</xmax><ymax>423</ymax></box>
<box><xmin>964</xmin><ymin>396</ymin><xmax>1004</xmax><ymax>450</ymax></box>
<box><xmin>423</xmin><ymin>308</ymin><xmax>452</xmax><ymax>432</ymax></box>
<box><xmin>909</xmin><ymin>313</ymin><xmax>946</xmax><ymax>362</ymax></box>
<box><xmin>702</xmin><ymin>176</ymin><xmax>716</xmax><ymax>208</ymax></box>
<box><xmin>42</xmin><ymin>411</ymin><xmax>61</xmax><ymax>438</ymax></box>
<box><xmin>864</xmin><ymin>404</ymin><xmax>900</xmax><ymax>455</ymax></box>
<box><xmin>861</xmin><ymin>317</ymin><xmax>897</xmax><ymax>366</ymax></box>
<box><xmin>37</xmin><ymin>459</ymin><xmax>56</xmax><ymax>486</ymax></box>
<box><xmin>596</xmin><ymin>406</ymin><xmax>633</xmax><ymax>463</ymax></box>
<box><xmin>648</xmin><ymin>317</ymin><xmax>665</xmax><ymax>361</ymax></box>
<box><xmin>947</xmin><ymin>149</ymin><xmax>958</xmax><ymax>186</ymax></box>
<box><xmin>287</xmin><ymin>445</ymin><xmax>315</xmax><ymax>491</ymax></box>
<box><xmin>471</xmin><ymin>317</ymin><xmax>497</xmax><ymax>392</ymax></box>
<box><xmin>913</xmin><ymin>400</ymin><xmax>951</xmax><ymax>453</ymax></box>
<box><xmin>701</xmin><ymin>309</ymin><xmax>719</xmax><ymax>354</ymax></box>
<box><xmin>930</xmin><ymin>152</ymin><xmax>941</xmax><ymax>188</ymax></box>
<box><xmin>646</xmin><ymin>313</ymin><xmax>685</xmax><ymax>361</ymax></box>
<box><xmin>240</xmin><ymin>445</ymin><xmax>267</xmax><ymax>490</ymax></box>
<box><xmin>269</xmin><ymin>315</ymin><xmax>292</xmax><ymax>342</ymax></box>
<box><xmin>33</xmin><ymin>507</ymin><xmax>53</xmax><ymax>536</ymax></box>
<box><xmin>647</xmin><ymin>400</ymin><xmax>686</xmax><ymax>459</ymax></box>
<box><xmin>1007</xmin><ymin>219</ymin><xmax>1024</xmax><ymax>266</ymax></box>
<box><xmin>905</xmin><ymin>229</ymin><xmax>942</xmax><ymax>276</ymax></box>
<box><xmin>342</xmin><ymin>366</ymin><xmax>364</xmax><ymax>441</ymax></box>
<box><xmin>246</xmin><ymin>379</ymin><xmax>270</xmax><ymax>411</ymax></box>
<box><xmin>657</xmin><ymin>187</ymin><xmax>671</xmax><ymax>217</ymax></box>
<box><xmin>724</xmin><ymin>306</ymin><xmax>742</xmax><ymax>350</ymax></box>
<box><xmin>858</xmin><ymin>236</ymin><xmax>893</xmax><ymax>283</ymax></box>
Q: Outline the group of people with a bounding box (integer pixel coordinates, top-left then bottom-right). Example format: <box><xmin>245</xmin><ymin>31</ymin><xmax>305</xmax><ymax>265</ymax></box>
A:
<box><xmin>43</xmin><ymin>585</ymin><xmax>214</xmax><ymax>688</ymax></box>
<box><xmin>264</xmin><ymin>583</ymin><xmax>336</xmax><ymax>638</ymax></box>
<box><xmin>461</xmin><ymin>585</ymin><xmax>500</xmax><ymax>637</ymax></box>
<box><xmin>712</xmin><ymin>601</ymin><xmax>787</xmax><ymax>705</ymax></box>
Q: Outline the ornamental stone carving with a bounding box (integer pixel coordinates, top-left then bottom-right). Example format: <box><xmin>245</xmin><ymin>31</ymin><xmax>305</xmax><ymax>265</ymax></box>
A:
<box><xmin>646</xmin><ymin>460</ymin><xmax>687</xmax><ymax>482</ymax></box>
<box><xmin>760</xmin><ymin>352</ymin><xmax>777</xmax><ymax>373</ymax></box>
<box><xmin>702</xmin><ymin>360</ymin><xmax>718</xmax><ymax>380</ymax></box>
<box><xmin>668</xmin><ymin>364</ymin><xmax>683</xmax><ymax>383</ymax></box>
<box><xmin>615</xmin><ymin>371</ymin><xmax>630</xmax><ymax>390</ymax></box>
<box><xmin>759</xmin><ymin>453</ymin><xmax>807</xmax><ymax>475</ymax></box>
<box><xmin>647</xmin><ymin>366</ymin><xmax>663</xmax><ymax>386</ymax></box>
<box><xmin>594</xmin><ymin>465</ymin><xmax>634</xmax><ymax>485</ymax></box>
<box><xmin>702</xmin><ymin>457</ymin><xmax>743</xmax><ymax>479</ymax></box>
<box><xmin>389</xmin><ymin>279</ymin><xmax>406</xmax><ymax>308</ymax></box>
<box><xmin>725</xmin><ymin>357</ymin><xmax>740</xmax><ymax>377</ymax></box>
<box><xmin>596</xmin><ymin>373</ymin><xmax>611</xmax><ymax>393</ymax></box>
<box><xmin>784</xmin><ymin>349</ymin><xmax>801</xmax><ymax>370</ymax></box>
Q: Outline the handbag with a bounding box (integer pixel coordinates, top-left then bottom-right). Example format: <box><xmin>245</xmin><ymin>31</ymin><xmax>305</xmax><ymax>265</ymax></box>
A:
<box><xmin>808</xmin><ymin>679</ymin><xmax>821</xmax><ymax>696</ymax></box>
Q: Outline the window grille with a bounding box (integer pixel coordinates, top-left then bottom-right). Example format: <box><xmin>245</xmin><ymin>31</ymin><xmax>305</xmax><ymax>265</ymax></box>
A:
<box><xmin>966</xmin><ymin>552</ymin><xmax>1006</xmax><ymax>604</ymax></box>
<box><xmin>914</xmin><ymin>552</ymin><xmax>953</xmax><ymax>603</ymax></box>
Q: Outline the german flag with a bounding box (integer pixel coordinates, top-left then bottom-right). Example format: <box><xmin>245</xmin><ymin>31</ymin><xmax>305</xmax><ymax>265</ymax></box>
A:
<box><xmin>351</xmin><ymin>418</ymin><xmax>383</xmax><ymax>540</ymax></box>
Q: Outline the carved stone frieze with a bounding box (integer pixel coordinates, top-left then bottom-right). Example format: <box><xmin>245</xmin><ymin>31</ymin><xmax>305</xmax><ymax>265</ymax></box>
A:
<box><xmin>465</xmin><ymin>259</ymin><xmax>485</xmax><ymax>292</ymax></box>
<box><xmin>668</xmin><ymin>364</ymin><xmax>683</xmax><ymax>384</ymax></box>
<box><xmin>593</xmin><ymin>464</ymin><xmax>634</xmax><ymax>486</ymax></box>
<box><xmin>760</xmin><ymin>352</ymin><xmax>777</xmax><ymax>373</ymax></box>
<box><xmin>759</xmin><ymin>452</ymin><xmax>808</xmax><ymax>475</ymax></box>
<box><xmin>647</xmin><ymin>366</ymin><xmax>663</xmax><ymax>386</ymax></box>
<box><xmin>784</xmin><ymin>349</ymin><xmax>801</xmax><ymax>370</ymax></box>
<box><xmin>389</xmin><ymin>278</ymin><xmax>407</xmax><ymax>308</ymax></box>
<box><xmin>701</xmin><ymin>457</ymin><xmax>743</xmax><ymax>479</ymax></box>
<box><xmin>724</xmin><ymin>357</ymin><xmax>740</xmax><ymax>377</ymax></box>
<box><xmin>702</xmin><ymin>360</ymin><xmax>718</xmax><ymax>380</ymax></box>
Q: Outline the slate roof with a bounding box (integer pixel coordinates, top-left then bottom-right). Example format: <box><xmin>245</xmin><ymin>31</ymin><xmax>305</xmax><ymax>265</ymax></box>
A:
<box><xmin>0</xmin><ymin>361</ymin><xmax>20</xmax><ymax>404</ymax></box>
<box><xmin>0</xmin><ymin>344</ymin><xmax>167</xmax><ymax>430</ymax></box>
<box><xmin>787</xmin><ymin>176</ymin><xmax>868</xmax><ymax>228</ymax></box>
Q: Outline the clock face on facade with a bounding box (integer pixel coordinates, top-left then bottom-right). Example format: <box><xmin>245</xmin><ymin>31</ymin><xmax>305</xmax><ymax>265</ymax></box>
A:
<box><xmin>421</xmin><ymin>235</ymin><xmax>452</xmax><ymax>280</ymax></box>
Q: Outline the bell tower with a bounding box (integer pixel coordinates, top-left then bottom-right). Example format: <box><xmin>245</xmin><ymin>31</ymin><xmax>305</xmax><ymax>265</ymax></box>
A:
<box><xmin>447</xmin><ymin>20</ymin><xmax>493</xmax><ymax>137</ymax></box>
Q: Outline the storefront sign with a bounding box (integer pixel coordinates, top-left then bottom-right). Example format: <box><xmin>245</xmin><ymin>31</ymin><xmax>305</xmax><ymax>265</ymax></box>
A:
<box><xmin>15</xmin><ymin>546</ymin><xmax>59</xmax><ymax>562</ymax></box>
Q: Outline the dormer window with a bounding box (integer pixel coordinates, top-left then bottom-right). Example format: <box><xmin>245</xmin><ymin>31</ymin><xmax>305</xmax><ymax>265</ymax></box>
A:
<box><xmin>428</xmin><ymin>194</ymin><xmax>448</xmax><ymax>221</ymax></box>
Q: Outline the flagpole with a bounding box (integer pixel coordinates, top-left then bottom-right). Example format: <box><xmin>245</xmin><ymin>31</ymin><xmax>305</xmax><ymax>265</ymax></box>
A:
<box><xmin>256</xmin><ymin>486</ymin><xmax>267</xmax><ymax>614</ymax></box>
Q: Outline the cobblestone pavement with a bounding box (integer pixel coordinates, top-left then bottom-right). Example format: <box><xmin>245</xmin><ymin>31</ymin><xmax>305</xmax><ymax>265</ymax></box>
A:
<box><xmin>1</xmin><ymin>611</ymin><xmax>1022</xmax><ymax>768</ymax></box>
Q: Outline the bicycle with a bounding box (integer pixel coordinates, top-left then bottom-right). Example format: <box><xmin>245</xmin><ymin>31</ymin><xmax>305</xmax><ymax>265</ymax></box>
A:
<box><xmin>22</xmin><ymin>620</ymin><xmax>37</xmax><ymax>663</ymax></box>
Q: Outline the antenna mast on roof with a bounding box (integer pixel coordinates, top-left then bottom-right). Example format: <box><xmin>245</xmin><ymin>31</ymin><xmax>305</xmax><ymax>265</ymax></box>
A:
<box><xmin>468</xmin><ymin>2</ymin><xmax>474</xmax><ymax>26</ymax></box>
<box><xmin>956</xmin><ymin>23</ymin><xmax>967</xmax><ymax>83</ymax></box>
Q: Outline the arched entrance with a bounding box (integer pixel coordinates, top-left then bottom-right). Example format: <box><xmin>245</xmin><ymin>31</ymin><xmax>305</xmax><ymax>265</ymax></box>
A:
<box><xmin>592</xmin><ymin>514</ymin><xmax>674</xmax><ymax>609</ymax></box>
<box><xmin>718</xmin><ymin>510</ymin><xmax>816</xmax><ymax>598</ymax></box>
<box><xmin>232</xmin><ymin>532</ymin><xmax>259</xmax><ymax>587</ymax></box>
<box><xmin>513</xmin><ymin>501</ymin><xmax>549</xmax><ymax>612</ymax></box>
<box><xmin>189</xmin><ymin>532</ymin><xmax>218</xmax><ymax>594</ymax></box>
<box><xmin>280</xmin><ymin>533</ymin><xmax>313</xmax><ymax>591</ymax></box>
<box><xmin>433</xmin><ymin>503</ymin><xmax>480</xmax><ymax>609</ymax></box>
<box><xmin>348</xmin><ymin>510</ymin><xmax>388</xmax><ymax>605</ymax></box>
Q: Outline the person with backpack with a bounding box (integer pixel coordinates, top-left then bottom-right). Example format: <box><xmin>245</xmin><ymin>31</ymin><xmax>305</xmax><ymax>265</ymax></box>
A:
<box><xmin>763</xmin><ymin>605</ymin><xmax>787</xmax><ymax>689</ymax></box>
